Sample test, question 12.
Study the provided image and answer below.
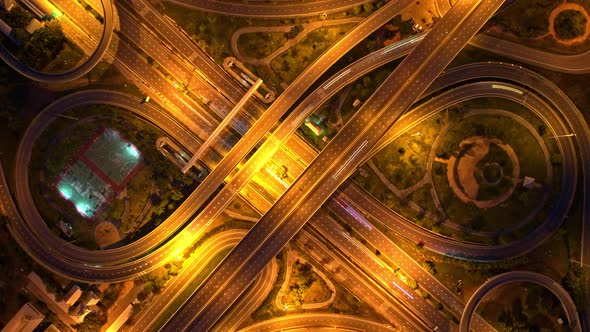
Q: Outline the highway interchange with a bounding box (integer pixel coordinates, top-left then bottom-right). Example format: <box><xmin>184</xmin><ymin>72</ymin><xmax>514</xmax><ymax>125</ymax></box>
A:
<box><xmin>0</xmin><ymin>0</ymin><xmax>589</xmax><ymax>330</ymax></box>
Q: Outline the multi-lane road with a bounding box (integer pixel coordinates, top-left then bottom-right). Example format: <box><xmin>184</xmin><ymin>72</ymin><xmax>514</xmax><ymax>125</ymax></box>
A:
<box><xmin>236</xmin><ymin>313</ymin><xmax>395</xmax><ymax>332</ymax></box>
<box><xmin>3</xmin><ymin>0</ymin><xmax>590</xmax><ymax>329</ymax></box>
<box><xmin>162</xmin><ymin>1</ymin><xmax>505</xmax><ymax>330</ymax></box>
<box><xmin>163</xmin><ymin>0</ymin><xmax>374</xmax><ymax>18</ymax></box>
<box><xmin>9</xmin><ymin>0</ymin><xmax>419</xmax><ymax>281</ymax></box>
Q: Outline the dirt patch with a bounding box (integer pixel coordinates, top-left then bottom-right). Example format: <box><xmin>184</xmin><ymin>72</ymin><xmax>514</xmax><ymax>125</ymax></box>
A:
<box><xmin>94</xmin><ymin>221</ymin><xmax>121</xmax><ymax>248</ymax></box>
<box><xmin>448</xmin><ymin>136</ymin><xmax>520</xmax><ymax>208</ymax></box>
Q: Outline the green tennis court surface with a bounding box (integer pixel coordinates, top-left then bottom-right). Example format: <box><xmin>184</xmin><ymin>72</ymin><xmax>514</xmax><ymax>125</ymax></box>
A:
<box><xmin>55</xmin><ymin>128</ymin><xmax>143</xmax><ymax>219</ymax></box>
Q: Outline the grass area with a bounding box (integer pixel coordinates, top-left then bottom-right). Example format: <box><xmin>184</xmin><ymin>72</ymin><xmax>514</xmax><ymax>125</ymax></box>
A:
<box><xmin>432</xmin><ymin>112</ymin><xmax>551</xmax><ymax>233</ymax></box>
<box><xmin>371</xmin><ymin>112</ymin><xmax>443</xmax><ymax>190</ymax></box>
<box><xmin>488</xmin><ymin>0</ymin><xmax>590</xmax><ymax>55</ymax></box>
<box><xmin>329</xmin><ymin>283</ymin><xmax>384</xmax><ymax>319</ymax></box>
<box><xmin>147</xmin><ymin>248</ymin><xmax>232</xmax><ymax>332</ymax></box>
<box><xmin>286</xmin><ymin>260</ymin><xmax>332</xmax><ymax>307</ymax></box>
<box><xmin>381</xmin><ymin>213</ymin><xmax>574</xmax><ymax>307</ymax></box>
<box><xmin>432</xmin><ymin>161</ymin><xmax>544</xmax><ymax>236</ymax></box>
<box><xmin>408</xmin><ymin>184</ymin><xmax>441</xmax><ymax>220</ymax></box>
<box><xmin>270</xmin><ymin>24</ymin><xmax>356</xmax><ymax>85</ymax></box>
<box><xmin>290</xmin><ymin>240</ymin><xmax>387</xmax><ymax>321</ymax></box>
<box><xmin>237</xmin><ymin>31</ymin><xmax>286</xmax><ymax>59</ymax></box>
<box><xmin>162</xmin><ymin>3</ymin><xmax>339</xmax><ymax>64</ymax></box>
<box><xmin>6</xmin><ymin>20</ymin><xmax>79</xmax><ymax>72</ymax></box>
<box><xmin>340</xmin><ymin>68</ymin><xmax>393</xmax><ymax>125</ymax></box>
<box><xmin>491</xmin><ymin>0</ymin><xmax>559</xmax><ymax>38</ymax></box>
<box><xmin>352</xmin><ymin>166</ymin><xmax>420</xmax><ymax>221</ymax></box>
<box><xmin>0</xmin><ymin>223</ymin><xmax>34</xmax><ymax>326</ymax></box>
<box><xmin>29</xmin><ymin>106</ymin><xmax>197</xmax><ymax>249</ymax></box>
<box><xmin>226</xmin><ymin>196</ymin><xmax>262</xmax><ymax>219</ymax></box>
<box><xmin>477</xmin><ymin>282</ymin><xmax>569</xmax><ymax>331</ymax></box>
<box><xmin>435</xmin><ymin>113</ymin><xmax>548</xmax><ymax>180</ymax></box>
<box><xmin>162</xmin><ymin>1</ymin><xmax>370</xmax><ymax>95</ymax></box>
<box><xmin>42</xmin><ymin>41</ymin><xmax>85</xmax><ymax>73</ymax></box>
<box><xmin>250</xmin><ymin>250</ymin><xmax>287</xmax><ymax>321</ymax></box>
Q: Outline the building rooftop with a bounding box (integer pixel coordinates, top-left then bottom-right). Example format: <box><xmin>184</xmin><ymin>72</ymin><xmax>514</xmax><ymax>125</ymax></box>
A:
<box><xmin>1</xmin><ymin>302</ymin><xmax>45</xmax><ymax>332</ymax></box>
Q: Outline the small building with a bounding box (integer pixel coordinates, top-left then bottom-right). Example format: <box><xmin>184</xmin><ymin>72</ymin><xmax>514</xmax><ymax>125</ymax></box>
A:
<box><xmin>82</xmin><ymin>291</ymin><xmax>100</xmax><ymax>307</ymax></box>
<box><xmin>1</xmin><ymin>302</ymin><xmax>45</xmax><ymax>332</ymax></box>
<box><xmin>522</xmin><ymin>176</ymin><xmax>535</xmax><ymax>189</ymax></box>
<box><xmin>304</xmin><ymin>114</ymin><xmax>324</xmax><ymax>136</ymax></box>
<box><xmin>58</xmin><ymin>220</ymin><xmax>73</xmax><ymax>238</ymax></box>
<box><xmin>71</xmin><ymin>302</ymin><xmax>91</xmax><ymax>319</ymax></box>
<box><xmin>63</xmin><ymin>285</ymin><xmax>82</xmax><ymax>307</ymax></box>
<box><xmin>0</xmin><ymin>0</ymin><xmax>14</xmax><ymax>11</ymax></box>
<box><xmin>103</xmin><ymin>304</ymin><xmax>133</xmax><ymax>332</ymax></box>
<box><xmin>44</xmin><ymin>324</ymin><xmax>61</xmax><ymax>332</ymax></box>
<box><xmin>24</xmin><ymin>18</ymin><xmax>42</xmax><ymax>34</ymax></box>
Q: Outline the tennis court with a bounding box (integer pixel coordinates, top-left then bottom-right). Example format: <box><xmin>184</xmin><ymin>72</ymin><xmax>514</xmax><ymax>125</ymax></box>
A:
<box><xmin>54</xmin><ymin>128</ymin><xmax>144</xmax><ymax>219</ymax></box>
<box><xmin>83</xmin><ymin>128</ymin><xmax>143</xmax><ymax>186</ymax></box>
<box><xmin>55</xmin><ymin>160</ymin><xmax>113</xmax><ymax>218</ymax></box>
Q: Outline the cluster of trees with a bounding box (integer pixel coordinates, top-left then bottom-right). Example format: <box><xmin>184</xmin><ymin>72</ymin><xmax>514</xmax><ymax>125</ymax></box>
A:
<box><xmin>20</xmin><ymin>22</ymin><xmax>66</xmax><ymax>70</ymax></box>
<box><xmin>45</xmin><ymin>281</ymin><xmax>66</xmax><ymax>302</ymax></box>
<box><xmin>348</xmin><ymin>2</ymin><xmax>388</xmax><ymax>16</ymax></box>
<box><xmin>562</xmin><ymin>263</ymin><xmax>588</xmax><ymax>307</ymax></box>
<box><xmin>554</xmin><ymin>10</ymin><xmax>587</xmax><ymax>40</ymax></box>
<box><xmin>251</xmin><ymin>251</ymin><xmax>287</xmax><ymax>321</ymax></box>
<box><xmin>74</xmin><ymin>312</ymin><xmax>107</xmax><ymax>332</ymax></box>
<box><xmin>137</xmin><ymin>261</ymin><xmax>183</xmax><ymax>298</ymax></box>
<box><xmin>496</xmin><ymin>299</ymin><xmax>532</xmax><ymax>332</ymax></box>
<box><xmin>422</xmin><ymin>260</ymin><xmax>438</xmax><ymax>275</ymax></box>
<box><xmin>388</xmin><ymin>14</ymin><xmax>416</xmax><ymax>36</ymax></box>
<box><xmin>288</xmin><ymin>261</ymin><xmax>324</xmax><ymax>308</ymax></box>
<box><xmin>285</xmin><ymin>24</ymin><xmax>303</xmax><ymax>40</ymax></box>
<box><xmin>2</xmin><ymin>6</ymin><xmax>33</xmax><ymax>29</ymax></box>
<box><xmin>490</xmin><ymin>0</ymin><xmax>556</xmax><ymax>38</ymax></box>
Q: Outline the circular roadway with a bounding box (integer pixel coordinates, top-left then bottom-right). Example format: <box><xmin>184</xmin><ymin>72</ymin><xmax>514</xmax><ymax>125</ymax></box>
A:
<box><xmin>0</xmin><ymin>0</ymin><xmax>114</xmax><ymax>83</ymax></box>
<box><xmin>459</xmin><ymin>271</ymin><xmax>582</xmax><ymax>332</ymax></box>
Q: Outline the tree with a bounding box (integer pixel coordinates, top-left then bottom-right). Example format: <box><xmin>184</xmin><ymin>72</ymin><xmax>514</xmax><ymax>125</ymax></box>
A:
<box><xmin>168</xmin><ymin>264</ymin><xmax>179</xmax><ymax>276</ymax></box>
<box><xmin>22</xmin><ymin>22</ymin><xmax>66</xmax><ymax>70</ymax></box>
<box><xmin>423</xmin><ymin>261</ymin><xmax>437</xmax><ymax>275</ymax></box>
<box><xmin>75</xmin><ymin>312</ymin><xmax>107</xmax><ymax>332</ymax></box>
<box><xmin>45</xmin><ymin>283</ymin><xmax>58</xmax><ymax>294</ymax></box>
<box><xmin>10</xmin><ymin>27</ymin><xmax>29</xmax><ymax>45</ymax></box>
<box><xmin>406</xmin><ymin>278</ymin><xmax>418</xmax><ymax>290</ymax></box>
<box><xmin>563</xmin><ymin>263</ymin><xmax>588</xmax><ymax>307</ymax></box>
<box><xmin>7</xmin><ymin>6</ymin><xmax>33</xmax><ymax>28</ymax></box>
<box><xmin>169</xmin><ymin>189</ymin><xmax>184</xmax><ymax>201</ymax></box>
